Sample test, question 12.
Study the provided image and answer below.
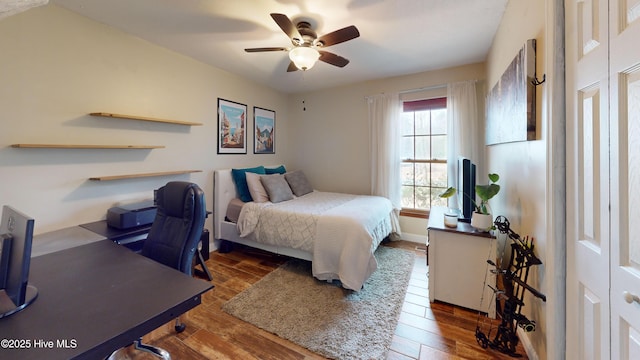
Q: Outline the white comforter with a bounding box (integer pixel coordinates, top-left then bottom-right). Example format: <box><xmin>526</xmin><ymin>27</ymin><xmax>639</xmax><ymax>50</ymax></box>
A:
<box><xmin>236</xmin><ymin>191</ymin><xmax>398</xmax><ymax>290</ymax></box>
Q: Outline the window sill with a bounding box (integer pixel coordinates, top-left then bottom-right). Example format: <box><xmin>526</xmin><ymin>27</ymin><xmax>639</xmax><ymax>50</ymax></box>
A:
<box><xmin>400</xmin><ymin>209</ymin><xmax>428</xmax><ymax>219</ymax></box>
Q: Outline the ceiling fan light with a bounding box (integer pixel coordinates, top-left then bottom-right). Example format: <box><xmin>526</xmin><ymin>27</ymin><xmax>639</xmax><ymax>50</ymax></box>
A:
<box><xmin>289</xmin><ymin>47</ymin><xmax>320</xmax><ymax>71</ymax></box>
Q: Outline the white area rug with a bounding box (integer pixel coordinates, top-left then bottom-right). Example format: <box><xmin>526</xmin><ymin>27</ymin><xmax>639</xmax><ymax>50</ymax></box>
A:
<box><xmin>222</xmin><ymin>246</ymin><xmax>415</xmax><ymax>359</ymax></box>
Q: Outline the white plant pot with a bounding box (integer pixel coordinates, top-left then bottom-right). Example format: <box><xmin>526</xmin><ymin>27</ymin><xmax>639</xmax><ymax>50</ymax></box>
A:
<box><xmin>471</xmin><ymin>212</ymin><xmax>493</xmax><ymax>232</ymax></box>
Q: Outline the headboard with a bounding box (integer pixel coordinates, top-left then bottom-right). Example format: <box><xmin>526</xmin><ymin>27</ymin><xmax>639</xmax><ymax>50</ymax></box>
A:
<box><xmin>213</xmin><ymin>169</ymin><xmax>237</xmax><ymax>241</ymax></box>
<box><xmin>213</xmin><ymin>165</ymin><xmax>285</xmax><ymax>241</ymax></box>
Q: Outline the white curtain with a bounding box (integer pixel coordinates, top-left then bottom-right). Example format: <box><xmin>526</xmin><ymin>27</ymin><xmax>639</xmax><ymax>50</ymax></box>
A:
<box><xmin>446</xmin><ymin>80</ymin><xmax>481</xmax><ymax>209</ymax></box>
<box><xmin>366</xmin><ymin>93</ymin><xmax>402</xmax><ymax>213</ymax></box>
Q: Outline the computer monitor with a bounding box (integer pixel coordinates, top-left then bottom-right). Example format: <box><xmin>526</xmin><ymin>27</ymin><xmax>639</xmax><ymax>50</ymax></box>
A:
<box><xmin>0</xmin><ymin>205</ymin><xmax>38</xmax><ymax>318</ymax></box>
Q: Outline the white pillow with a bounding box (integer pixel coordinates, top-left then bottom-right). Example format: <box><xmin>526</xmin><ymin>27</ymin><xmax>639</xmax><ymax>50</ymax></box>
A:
<box><xmin>245</xmin><ymin>172</ymin><xmax>269</xmax><ymax>202</ymax></box>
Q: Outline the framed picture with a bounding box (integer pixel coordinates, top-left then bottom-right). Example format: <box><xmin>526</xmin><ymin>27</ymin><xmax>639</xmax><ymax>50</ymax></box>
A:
<box><xmin>253</xmin><ymin>107</ymin><xmax>275</xmax><ymax>154</ymax></box>
<box><xmin>217</xmin><ymin>98</ymin><xmax>247</xmax><ymax>154</ymax></box>
<box><xmin>486</xmin><ymin>39</ymin><xmax>537</xmax><ymax>145</ymax></box>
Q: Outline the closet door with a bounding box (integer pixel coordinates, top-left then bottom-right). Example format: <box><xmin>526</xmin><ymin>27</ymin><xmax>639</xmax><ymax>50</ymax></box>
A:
<box><xmin>565</xmin><ymin>0</ymin><xmax>610</xmax><ymax>358</ymax></box>
<box><xmin>609</xmin><ymin>0</ymin><xmax>640</xmax><ymax>358</ymax></box>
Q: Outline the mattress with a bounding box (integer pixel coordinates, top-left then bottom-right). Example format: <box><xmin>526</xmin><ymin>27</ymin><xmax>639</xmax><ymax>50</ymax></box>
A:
<box><xmin>225</xmin><ymin>198</ymin><xmax>245</xmax><ymax>223</ymax></box>
<box><xmin>236</xmin><ymin>191</ymin><xmax>397</xmax><ymax>290</ymax></box>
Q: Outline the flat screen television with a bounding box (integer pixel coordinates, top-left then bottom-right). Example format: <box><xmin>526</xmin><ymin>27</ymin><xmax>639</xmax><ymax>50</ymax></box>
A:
<box><xmin>0</xmin><ymin>205</ymin><xmax>38</xmax><ymax>318</ymax></box>
<box><xmin>458</xmin><ymin>157</ymin><xmax>476</xmax><ymax>222</ymax></box>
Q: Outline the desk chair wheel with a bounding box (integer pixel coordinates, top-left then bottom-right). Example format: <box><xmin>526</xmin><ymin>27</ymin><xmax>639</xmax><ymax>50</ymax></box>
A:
<box><xmin>134</xmin><ymin>338</ymin><xmax>171</xmax><ymax>360</ymax></box>
<box><xmin>175</xmin><ymin>317</ymin><xmax>186</xmax><ymax>333</ymax></box>
<box><xmin>106</xmin><ymin>338</ymin><xmax>170</xmax><ymax>360</ymax></box>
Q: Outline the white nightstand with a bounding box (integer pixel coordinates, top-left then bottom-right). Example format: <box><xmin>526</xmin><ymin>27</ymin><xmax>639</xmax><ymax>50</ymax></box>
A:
<box><xmin>427</xmin><ymin>206</ymin><xmax>496</xmax><ymax>318</ymax></box>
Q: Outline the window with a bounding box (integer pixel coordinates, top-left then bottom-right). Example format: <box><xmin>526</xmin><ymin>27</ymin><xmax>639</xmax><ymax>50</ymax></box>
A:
<box><xmin>400</xmin><ymin>97</ymin><xmax>448</xmax><ymax>215</ymax></box>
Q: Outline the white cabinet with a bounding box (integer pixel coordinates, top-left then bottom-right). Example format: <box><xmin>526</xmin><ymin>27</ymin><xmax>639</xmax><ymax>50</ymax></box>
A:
<box><xmin>427</xmin><ymin>206</ymin><xmax>496</xmax><ymax>318</ymax></box>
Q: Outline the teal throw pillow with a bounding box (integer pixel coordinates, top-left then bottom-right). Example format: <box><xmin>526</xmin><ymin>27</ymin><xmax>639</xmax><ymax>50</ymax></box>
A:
<box><xmin>265</xmin><ymin>165</ymin><xmax>287</xmax><ymax>174</ymax></box>
<box><xmin>232</xmin><ymin>166</ymin><xmax>266</xmax><ymax>202</ymax></box>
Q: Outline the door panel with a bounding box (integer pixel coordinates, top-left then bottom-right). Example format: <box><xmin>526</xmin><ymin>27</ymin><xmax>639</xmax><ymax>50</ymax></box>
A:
<box><xmin>609</xmin><ymin>0</ymin><xmax>640</xmax><ymax>359</ymax></box>
<box><xmin>626</xmin><ymin>326</ymin><xmax>640</xmax><ymax>358</ymax></box>
<box><xmin>577</xmin><ymin>0</ymin><xmax>601</xmax><ymax>56</ymax></box>
<box><xmin>575</xmin><ymin>78</ymin><xmax>610</xmax><ymax>360</ymax></box>
<box><xmin>580</xmin><ymin>286</ymin><xmax>603</xmax><ymax>360</ymax></box>
<box><xmin>578</xmin><ymin>86</ymin><xmax>601</xmax><ymax>247</ymax></box>
<box><xmin>569</xmin><ymin>0</ymin><xmax>640</xmax><ymax>357</ymax></box>
<box><xmin>566</xmin><ymin>0</ymin><xmax>610</xmax><ymax>358</ymax></box>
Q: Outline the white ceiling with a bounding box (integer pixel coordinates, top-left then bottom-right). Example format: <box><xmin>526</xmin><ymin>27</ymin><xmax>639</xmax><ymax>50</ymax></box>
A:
<box><xmin>50</xmin><ymin>0</ymin><xmax>507</xmax><ymax>94</ymax></box>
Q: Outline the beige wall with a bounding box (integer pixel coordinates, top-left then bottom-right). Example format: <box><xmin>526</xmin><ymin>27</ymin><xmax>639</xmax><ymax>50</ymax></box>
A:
<box><xmin>287</xmin><ymin>64</ymin><xmax>486</xmax><ymax>241</ymax></box>
<box><xmin>0</xmin><ymin>5</ymin><xmax>485</xmax><ymax>243</ymax></box>
<box><xmin>0</xmin><ymin>5</ymin><xmax>291</xmax><ymax>234</ymax></box>
<box><xmin>485</xmin><ymin>0</ymin><xmax>548</xmax><ymax>358</ymax></box>
<box><xmin>1</xmin><ymin>3</ymin><xmax>558</xmax><ymax>357</ymax></box>
<box><xmin>3</xmin><ymin>0</ymin><xmax>551</xmax><ymax>302</ymax></box>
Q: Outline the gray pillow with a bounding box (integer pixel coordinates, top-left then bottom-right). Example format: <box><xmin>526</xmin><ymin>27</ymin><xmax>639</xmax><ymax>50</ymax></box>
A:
<box><xmin>284</xmin><ymin>170</ymin><xmax>313</xmax><ymax>197</ymax></box>
<box><xmin>260</xmin><ymin>174</ymin><xmax>294</xmax><ymax>203</ymax></box>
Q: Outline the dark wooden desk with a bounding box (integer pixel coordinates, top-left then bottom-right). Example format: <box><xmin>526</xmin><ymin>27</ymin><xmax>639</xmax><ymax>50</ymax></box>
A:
<box><xmin>80</xmin><ymin>219</ymin><xmax>211</xmax><ymax>260</ymax></box>
<box><xmin>79</xmin><ymin>220</ymin><xmax>213</xmax><ymax>280</ymax></box>
<box><xmin>79</xmin><ymin>220</ymin><xmax>152</xmax><ymax>244</ymax></box>
<box><xmin>0</xmin><ymin>240</ymin><xmax>213</xmax><ymax>360</ymax></box>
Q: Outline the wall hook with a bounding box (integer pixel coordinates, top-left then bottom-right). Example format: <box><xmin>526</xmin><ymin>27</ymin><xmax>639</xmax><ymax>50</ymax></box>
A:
<box><xmin>531</xmin><ymin>73</ymin><xmax>546</xmax><ymax>86</ymax></box>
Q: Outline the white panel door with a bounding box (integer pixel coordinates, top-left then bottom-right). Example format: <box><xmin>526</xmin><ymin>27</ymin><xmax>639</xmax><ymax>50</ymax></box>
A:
<box><xmin>566</xmin><ymin>0</ymin><xmax>611</xmax><ymax>358</ymax></box>
<box><xmin>609</xmin><ymin>0</ymin><xmax>640</xmax><ymax>358</ymax></box>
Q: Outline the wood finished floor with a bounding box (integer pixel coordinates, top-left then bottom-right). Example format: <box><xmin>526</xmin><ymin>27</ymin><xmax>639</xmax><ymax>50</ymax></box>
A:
<box><xmin>122</xmin><ymin>240</ymin><xmax>528</xmax><ymax>359</ymax></box>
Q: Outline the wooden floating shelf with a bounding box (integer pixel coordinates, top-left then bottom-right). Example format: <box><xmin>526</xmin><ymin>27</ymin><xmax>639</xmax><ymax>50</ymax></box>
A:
<box><xmin>90</xmin><ymin>112</ymin><xmax>203</xmax><ymax>126</ymax></box>
<box><xmin>11</xmin><ymin>144</ymin><xmax>164</xmax><ymax>149</ymax></box>
<box><xmin>89</xmin><ymin>170</ymin><xmax>203</xmax><ymax>181</ymax></box>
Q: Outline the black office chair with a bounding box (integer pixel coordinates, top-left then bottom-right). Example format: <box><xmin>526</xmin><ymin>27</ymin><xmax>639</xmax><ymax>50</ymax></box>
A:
<box><xmin>113</xmin><ymin>181</ymin><xmax>209</xmax><ymax>360</ymax></box>
<box><xmin>142</xmin><ymin>181</ymin><xmax>207</xmax><ymax>277</ymax></box>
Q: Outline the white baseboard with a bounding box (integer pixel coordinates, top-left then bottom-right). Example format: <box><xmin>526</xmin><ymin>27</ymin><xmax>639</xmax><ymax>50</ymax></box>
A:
<box><xmin>399</xmin><ymin>232</ymin><xmax>427</xmax><ymax>244</ymax></box>
<box><xmin>212</xmin><ymin>233</ymin><xmax>428</xmax><ymax>249</ymax></box>
<box><xmin>212</xmin><ymin>235</ymin><xmax>427</xmax><ymax>251</ymax></box>
<box><xmin>517</xmin><ymin>328</ymin><xmax>538</xmax><ymax>360</ymax></box>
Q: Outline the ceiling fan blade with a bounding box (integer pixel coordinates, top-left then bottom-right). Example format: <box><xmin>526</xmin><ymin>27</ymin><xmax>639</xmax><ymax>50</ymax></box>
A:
<box><xmin>244</xmin><ymin>47</ymin><xmax>288</xmax><ymax>53</ymax></box>
<box><xmin>270</xmin><ymin>13</ymin><xmax>302</xmax><ymax>42</ymax></box>
<box><xmin>318</xmin><ymin>51</ymin><xmax>350</xmax><ymax>67</ymax></box>
<box><xmin>286</xmin><ymin>61</ymin><xmax>299</xmax><ymax>72</ymax></box>
<box><xmin>317</xmin><ymin>25</ymin><xmax>360</xmax><ymax>47</ymax></box>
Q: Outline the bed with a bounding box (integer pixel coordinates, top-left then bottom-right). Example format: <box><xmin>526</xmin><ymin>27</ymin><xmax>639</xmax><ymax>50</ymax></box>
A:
<box><xmin>213</xmin><ymin>166</ymin><xmax>400</xmax><ymax>290</ymax></box>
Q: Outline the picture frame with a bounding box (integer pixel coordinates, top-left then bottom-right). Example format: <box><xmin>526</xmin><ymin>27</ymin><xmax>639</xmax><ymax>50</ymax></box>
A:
<box><xmin>253</xmin><ymin>106</ymin><xmax>275</xmax><ymax>154</ymax></box>
<box><xmin>217</xmin><ymin>98</ymin><xmax>247</xmax><ymax>154</ymax></box>
<box><xmin>486</xmin><ymin>39</ymin><xmax>537</xmax><ymax>145</ymax></box>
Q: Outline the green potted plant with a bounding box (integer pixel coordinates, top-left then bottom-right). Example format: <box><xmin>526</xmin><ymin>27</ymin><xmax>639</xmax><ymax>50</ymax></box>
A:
<box><xmin>440</xmin><ymin>173</ymin><xmax>500</xmax><ymax>231</ymax></box>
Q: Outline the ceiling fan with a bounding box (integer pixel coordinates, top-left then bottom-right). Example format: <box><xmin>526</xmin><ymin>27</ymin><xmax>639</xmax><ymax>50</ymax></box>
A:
<box><xmin>245</xmin><ymin>13</ymin><xmax>360</xmax><ymax>72</ymax></box>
